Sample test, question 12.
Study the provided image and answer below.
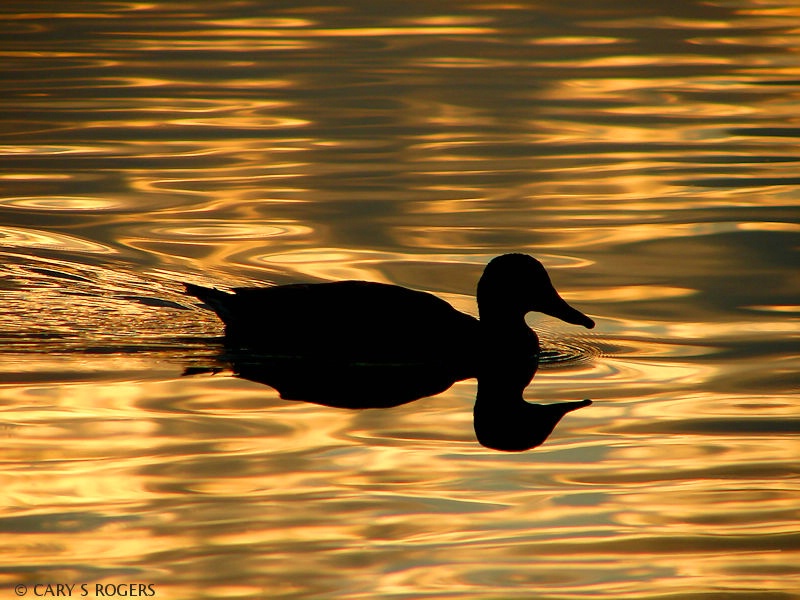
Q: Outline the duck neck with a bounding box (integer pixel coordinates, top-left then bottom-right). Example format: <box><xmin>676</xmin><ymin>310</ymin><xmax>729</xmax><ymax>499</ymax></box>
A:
<box><xmin>478</xmin><ymin>306</ymin><xmax>538</xmax><ymax>350</ymax></box>
<box><xmin>476</xmin><ymin>309</ymin><xmax>540</xmax><ymax>384</ymax></box>
<box><xmin>477</xmin><ymin>302</ymin><xmax>528</xmax><ymax>328</ymax></box>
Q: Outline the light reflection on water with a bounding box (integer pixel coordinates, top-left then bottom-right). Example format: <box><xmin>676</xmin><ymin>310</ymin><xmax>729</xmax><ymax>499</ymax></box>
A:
<box><xmin>1</xmin><ymin>1</ymin><xmax>799</xmax><ymax>598</ymax></box>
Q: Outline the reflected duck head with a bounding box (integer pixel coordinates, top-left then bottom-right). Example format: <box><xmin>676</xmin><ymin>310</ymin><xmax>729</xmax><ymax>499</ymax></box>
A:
<box><xmin>477</xmin><ymin>254</ymin><xmax>594</xmax><ymax>328</ymax></box>
<box><xmin>474</xmin><ymin>396</ymin><xmax>592</xmax><ymax>452</ymax></box>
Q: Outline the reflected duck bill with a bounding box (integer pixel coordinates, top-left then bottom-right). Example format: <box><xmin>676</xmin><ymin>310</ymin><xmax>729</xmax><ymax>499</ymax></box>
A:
<box><xmin>564</xmin><ymin>398</ymin><xmax>593</xmax><ymax>411</ymax></box>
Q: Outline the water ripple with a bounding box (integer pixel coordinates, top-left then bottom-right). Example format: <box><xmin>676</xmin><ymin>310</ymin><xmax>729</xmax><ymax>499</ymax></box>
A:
<box><xmin>0</xmin><ymin>226</ymin><xmax>115</xmax><ymax>254</ymax></box>
<box><xmin>0</xmin><ymin>195</ymin><xmax>125</xmax><ymax>211</ymax></box>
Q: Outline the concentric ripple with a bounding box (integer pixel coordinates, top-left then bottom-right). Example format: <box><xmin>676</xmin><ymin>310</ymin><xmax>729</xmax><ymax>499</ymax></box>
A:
<box><xmin>538</xmin><ymin>336</ymin><xmax>601</xmax><ymax>368</ymax></box>
<box><xmin>534</xmin><ymin>320</ymin><xmax>607</xmax><ymax>369</ymax></box>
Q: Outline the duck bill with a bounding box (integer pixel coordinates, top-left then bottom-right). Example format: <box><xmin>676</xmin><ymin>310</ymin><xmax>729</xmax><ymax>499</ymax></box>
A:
<box><xmin>541</xmin><ymin>294</ymin><xmax>595</xmax><ymax>329</ymax></box>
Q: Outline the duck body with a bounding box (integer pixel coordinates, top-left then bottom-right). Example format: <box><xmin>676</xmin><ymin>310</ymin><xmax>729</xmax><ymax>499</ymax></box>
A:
<box><xmin>187</xmin><ymin>280</ymin><xmax>485</xmax><ymax>377</ymax></box>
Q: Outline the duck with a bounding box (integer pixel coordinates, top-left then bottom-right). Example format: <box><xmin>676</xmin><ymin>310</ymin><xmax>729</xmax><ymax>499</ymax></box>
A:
<box><xmin>184</xmin><ymin>253</ymin><xmax>595</xmax><ymax>377</ymax></box>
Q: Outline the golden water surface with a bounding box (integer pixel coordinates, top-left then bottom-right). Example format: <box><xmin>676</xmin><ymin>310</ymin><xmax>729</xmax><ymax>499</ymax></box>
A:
<box><xmin>1</xmin><ymin>1</ymin><xmax>798</xmax><ymax>598</ymax></box>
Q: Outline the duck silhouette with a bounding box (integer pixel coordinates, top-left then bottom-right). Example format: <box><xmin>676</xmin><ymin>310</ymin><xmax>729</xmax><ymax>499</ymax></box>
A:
<box><xmin>184</xmin><ymin>253</ymin><xmax>596</xmax><ymax>449</ymax></box>
<box><xmin>185</xmin><ymin>253</ymin><xmax>593</xmax><ymax>367</ymax></box>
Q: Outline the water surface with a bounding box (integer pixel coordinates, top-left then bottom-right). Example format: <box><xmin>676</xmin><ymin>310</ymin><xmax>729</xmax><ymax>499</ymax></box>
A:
<box><xmin>1</xmin><ymin>1</ymin><xmax>799</xmax><ymax>598</ymax></box>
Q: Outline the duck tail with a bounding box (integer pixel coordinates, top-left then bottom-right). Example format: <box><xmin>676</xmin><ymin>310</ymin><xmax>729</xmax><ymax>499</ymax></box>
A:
<box><xmin>184</xmin><ymin>283</ymin><xmax>236</xmax><ymax>321</ymax></box>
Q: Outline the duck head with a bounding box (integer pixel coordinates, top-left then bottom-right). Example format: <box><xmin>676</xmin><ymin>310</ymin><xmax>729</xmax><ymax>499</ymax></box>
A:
<box><xmin>477</xmin><ymin>254</ymin><xmax>594</xmax><ymax>328</ymax></box>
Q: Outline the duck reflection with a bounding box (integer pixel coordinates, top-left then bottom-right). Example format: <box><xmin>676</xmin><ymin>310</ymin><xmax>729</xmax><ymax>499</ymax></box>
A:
<box><xmin>226</xmin><ymin>352</ymin><xmax>462</xmax><ymax>409</ymax></box>
<box><xmin>186</xmin><ymin>254</ymin><xmax>595</xmax><ymax>451</ymax></box>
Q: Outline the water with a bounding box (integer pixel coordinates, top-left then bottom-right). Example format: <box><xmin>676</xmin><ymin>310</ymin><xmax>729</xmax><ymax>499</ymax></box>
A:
<box><xmin>2</xmin><ymin>1</ymin><xmax>799</xmax><ymax>598</ymax></box>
